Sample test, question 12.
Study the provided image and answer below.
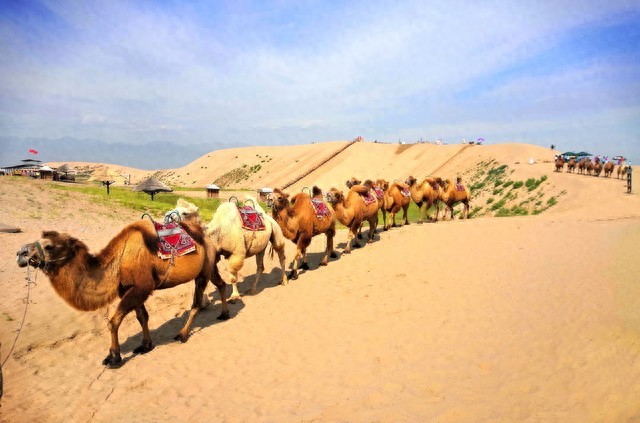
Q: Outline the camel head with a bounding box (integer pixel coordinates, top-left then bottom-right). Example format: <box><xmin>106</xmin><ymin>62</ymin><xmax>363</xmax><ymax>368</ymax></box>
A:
<box><xmin>325</xmin><ymin>188</ymin><xmax>344</xmax><ymax>205</ymax></box>
<box><xmin>345</xmin><ymin>177</ymin><xmax>361</xmax><ymax>188</ymax></box>
<box><xmin>376</xmin><ymin>179</ymin><xmax>389</xmax><ymax>191</ymax></box>
<box><xmin>268</xmin><ymin>189</ymin><xmax>290</xmax><ymax>212</ymax></box>
<box><xmin>166</xmin><ymin>198</ymin><xmax>201</xmax><ymax>225</ymax></box>
<box><xmin>16</xmin><ymin>231</ymin><xmax>84</xmax><ymax>272</ymax></box>
<box><xmin>405</xmin><ymin>176</ymin><xmax>417</xmax><ymax>187</ymax></box>
<box><xmin>363</xmin><ymin>179</ymin><xmax>374</xmax><ymax>189</ymax></box>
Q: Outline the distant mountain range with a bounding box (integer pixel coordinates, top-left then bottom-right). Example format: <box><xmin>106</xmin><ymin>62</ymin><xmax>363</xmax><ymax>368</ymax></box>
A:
<box><xmin>0</xmin><ymin>136</ymin><xmax>244</xmax><ymax>170</ymax></box>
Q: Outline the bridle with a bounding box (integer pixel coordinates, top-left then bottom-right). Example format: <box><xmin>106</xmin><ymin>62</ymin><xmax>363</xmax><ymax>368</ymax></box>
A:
<box><xmin>30</xmin><ymin>240</ymin><xmax>68</xmax><ymax>272</ymax></box>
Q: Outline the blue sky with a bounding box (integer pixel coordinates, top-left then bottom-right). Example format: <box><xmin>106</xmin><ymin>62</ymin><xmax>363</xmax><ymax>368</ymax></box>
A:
<box><xmin>1</xmin><ymin>0</ymin><xmax>639</xmax><ymax>161</ymax></box>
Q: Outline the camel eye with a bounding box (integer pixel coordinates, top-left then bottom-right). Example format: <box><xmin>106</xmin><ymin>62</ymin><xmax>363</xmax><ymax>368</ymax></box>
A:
<box><xmin>44</xmin><ymin>245</ymin><xmax>53</xmax><ymax>250</ymax></box>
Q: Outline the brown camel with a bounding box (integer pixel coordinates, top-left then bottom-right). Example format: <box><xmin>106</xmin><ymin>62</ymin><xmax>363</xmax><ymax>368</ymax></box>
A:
<box><xmin>326</xmin><ymin>185</ymin><xmax>378</xmax><ymax>253</ymax></box>
<box><xmin>268</xmin><ymin>187</ymin><xmax>337</xmax><ymax>279</ymax></box>
<box><xmin>603</xmin><ymin>162</ymin><xmax>615</xmax><ymax>177</ymax></box>
<box><xmin>593</xmin><ymin>162</ymin><xmax>602</xmax><ymax>176</ymax></box>
<box><xmin>405</xmin><ymin>176</ymin><xmax>441</xmax><ymax>223</ymax></box>
<box><xmin>377</xmin><ymin>179</ymin><xmax>410</xmax><ymax>230</ymax></box>
<box><xmin>555</xmin><ymin>156</ymin><xmax>565</xmax><ymax>172</ymax></box>
<box><xmin>345</xmin><ymin>178</ymin><xmax>384</xmax><ymax>238</ymax></box>
<box><xmin>586</xmin><ymin>160</ymin><xmax>594</xmax><ymax>175</ymax></box>
<box><xmin>617</xmin><ymin>163</ymin><xmax>628</xmax><ymax>179</ymax></box>
<box><xmin>439</xmin><ymin>178</ymin><xmax>471</xmax><ymax>219</ymax></box>
<box><xmin>16</xmin><ymin>219</ymin><xmax>229</xmax><ymax>367</ymax></box>
<box><xmin>170</xmin><ymin>198</ymin><xmax>288</xmax><ymax>303</ymax></box>
<box><xmin>566</xmin><ymin>158</ymin><xmax>577</xmax><ymax>173</ymax></box>
<box><xmin>577</xmin><ymin>158</ymin><xmax>588</xmax><ymax>174</ymax></box>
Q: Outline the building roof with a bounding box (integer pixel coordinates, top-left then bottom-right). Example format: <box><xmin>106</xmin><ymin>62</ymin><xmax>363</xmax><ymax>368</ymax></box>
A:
<box><xmin>206</xmin><ymin>183</ymin><xmax>221</xmax><ymax>190</ymax></box>
<box><xmin>257</xmin><ymin>187</ymin><xmax>273</xmax><ymax>193</ymax></box>
<box><xmin>39</xmin><ymin>165</ymin><xmax>54</xmax><ymax>171</ymax></box>
<box><xmin>133</xmin><ymin>177</ymin><xmax>173</xmax><ymax>193</ymax></box>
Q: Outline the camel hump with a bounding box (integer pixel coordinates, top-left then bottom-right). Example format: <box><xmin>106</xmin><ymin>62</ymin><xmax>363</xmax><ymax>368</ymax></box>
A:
<box><xmin>312</xmin><ymin>186</ymin><xmax>323</xmax><ymax>197</ymax></box>
<box><xmin>351</xmin><ymin>185</ymin><xmax>369</xmax><ymax>195</ymax></box>
<box><xmin>392</xmin><ymin>181</ymin><xmax>409</xmax><ymax>190</ymax></box>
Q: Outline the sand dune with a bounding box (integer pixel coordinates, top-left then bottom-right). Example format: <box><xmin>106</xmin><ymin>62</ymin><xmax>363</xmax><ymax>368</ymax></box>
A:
<box><xmin>2</xmin><ymin>141</ymin><xmax>639</xmax><ymax>422</ymax></box>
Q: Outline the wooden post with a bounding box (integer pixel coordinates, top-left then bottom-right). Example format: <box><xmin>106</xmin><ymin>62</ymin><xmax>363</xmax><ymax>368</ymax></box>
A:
<box><xmin>102</xmin><ymin>180</ymin><xmax>115</xmax><ymax>194</ymax></box>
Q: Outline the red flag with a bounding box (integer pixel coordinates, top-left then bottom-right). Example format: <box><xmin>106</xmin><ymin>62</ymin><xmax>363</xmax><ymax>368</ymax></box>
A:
<box><xmin>29</xmin><ymin>148</ymin><xmax>38</xmax><ymax>154</ymax></box>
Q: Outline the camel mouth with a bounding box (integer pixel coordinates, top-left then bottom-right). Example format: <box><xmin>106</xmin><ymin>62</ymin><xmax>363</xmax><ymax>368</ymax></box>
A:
<box><xmin>16</xmin><ymin>245</ymin><xmax>40</xmax><ymax>268</ymax></box>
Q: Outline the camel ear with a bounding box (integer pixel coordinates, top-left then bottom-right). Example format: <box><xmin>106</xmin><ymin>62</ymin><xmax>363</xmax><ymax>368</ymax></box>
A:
<box><xmin>42</xmin><ymin>230</ymin><xmax>59</xmax><ymax>238</ymax></box>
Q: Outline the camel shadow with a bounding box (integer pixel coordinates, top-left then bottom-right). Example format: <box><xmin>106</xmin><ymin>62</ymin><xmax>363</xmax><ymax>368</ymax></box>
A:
<box><xmin>119</xmin><ymin>292</ymin><xmax>244</xmax><ymax>362</ymax></box>
<box><xmin>221</xmin><ymin>267</ymin><xmax>288</xmax><ymax>299</ymax></box>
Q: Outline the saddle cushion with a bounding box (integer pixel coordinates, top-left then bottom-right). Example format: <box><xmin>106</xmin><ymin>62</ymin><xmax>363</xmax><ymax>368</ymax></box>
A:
<box><xmin>239</xmin><ymin>206</ymin><xmax>266</xmax><ymax>231</ymax></box>
<box><xmin>400</xmin><ymin>187</ymin><xmax>411</xmax><ymax>197</ymax></box>
<box><xmin>361</xmin><ymin>191</ymin><xmax>377</xmax><ymax>205</ymax></box>
<box><xmin>153</xmin><ymin>221</ymin><xmax>196</xmax><ymax>260</ymax></box>
<box><xmin>455</xmin><ymin>184</ymin><xmax>465</xmax><ymax>192</ymax></box>
<box><xmin>311</xmin><ymin>198</ymin><xmax>332</xmax><ymax>218</ymax></box>
<box><xmin>373</xmin><ymin>186</ymin><xmax>385</xmax><ymax>199</ymax></box>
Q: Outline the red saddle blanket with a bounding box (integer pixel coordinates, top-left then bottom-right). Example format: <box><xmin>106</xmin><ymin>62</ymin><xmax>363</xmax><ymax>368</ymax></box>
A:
<box><xmin>239</xmin><ymin>206</ymin><xmax>266</xmax><ymax>231</ymax></box>
<box><xmin>361</xmin><ymin>191</ymin><xmax>377</xmax><ymax>205</ymax></box>
<box><xmin>152</xmin><ymin>220</ymin><xmax>196</xmax><ymax>260</ymax></box>
<box><xmin>373</xmin><ymin>186</ymin><xmax>385</xmax><ymax>199</ymax></box>
<box><xmin>455</xmin><ymin>184</ymin><xmax>466</xmax><ymax>192</ymax></box>
<box><xmin>400</xmin><ymin>187</ymin><xmax>411</xmax><ymax>197</ymax></box>
<box><xmin>311</xmin><ymin>198</ymin><xmax>332</xmax><ymax>218</ymax></box>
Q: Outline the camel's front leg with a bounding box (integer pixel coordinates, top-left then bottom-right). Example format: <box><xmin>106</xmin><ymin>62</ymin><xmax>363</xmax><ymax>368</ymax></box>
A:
<box><xmin>276</xmin><ymin>245</ymin><xmax>288</xmax><ymax>286</ymax></box>
<box><xmin>104</xmin><ymin>288</ymin><xmax>149</xmax><ymax>367</ymax></box>
<box><xmin>328</xmin><ymin>228</ymin><xmax>338</xmax><ymax>259</ymax></box>
<box><xmin>417</xmin><ymin>201</ymin><xmax>425</xmax><ymax>223</ymax></box>
<box><xmin>175</xmin><ymin>275</ymin><xmax>208</xmax><ymax>343</ymax></box>
<box><xmin>289</xmin><ymin>245</ymin><xmax>304</xmax><ymax>280</ymax></box>
<box><xmin>389</xmin><ymin>211</ymin><xmax>397</xmax><ymax>229</ymax></box>
<box><xmin>228</xmin><ymin>254</ymin><xmax>245</xmax><ymax>303</ymax></box>
<box><xmin>134</xmin><ymin>305</ymin><xmax>154</xmax><ymax>353</ymax></box>
<box><xmin>402</xmin><ymin>206</ymin><xmax>409</xmax><ymax>225</ymax></box>
<box><xmin>246</xmin><ymin>250</ymin><xmax>265</xmax><ymax>295</ymax></box>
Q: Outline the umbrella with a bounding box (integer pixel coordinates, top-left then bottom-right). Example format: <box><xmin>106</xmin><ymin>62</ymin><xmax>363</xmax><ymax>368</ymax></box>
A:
<box><xmin>133</xmin><ymin>177</ymin><xmax>173</xmax><ymax>201</ymax></box>
<box><xmin>612</xmin><ymin>155</ymin><xmax>625</xmax><ymax>161</ymax></box>
<box><xmin>561</xmin><ymin>151</ymin><xmax>577</xmax><ymax>157</ymax></box>
<box><xmin>576</xmin><ymin>151</ymin><xmax>592</xmax><ymax>157</ymax></box>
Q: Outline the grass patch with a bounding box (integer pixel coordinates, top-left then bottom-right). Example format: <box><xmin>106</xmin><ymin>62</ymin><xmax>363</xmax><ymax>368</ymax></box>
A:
<box><xmin>490</xmin><ymin>198</ymin><xmax>506</xmax><ymax>211</ymax></box>
<box><xmin>512</xmin><ymin>181</ymin><xmax>524</xmax><ymax>189</ymax></box>
<box><xmin>486</xmin><ymin>197</ymin><xmax>494</xmax><ymax>204</ymax></box>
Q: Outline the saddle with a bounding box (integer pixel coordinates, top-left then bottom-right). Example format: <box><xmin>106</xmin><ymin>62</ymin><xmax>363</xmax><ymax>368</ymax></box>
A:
<box><xmin>143</xmin><ymin>213</ymin><xmax>196</xmax><ymax>262</ymax></box>
<box><xmin>361</xmin><ymin>191</ymin><xmax>377</xmax><ymax>205</ymax></box>
<box><xmin>400</xmin><ymin>187</ymin><xmax>411</xmax><ymax>197</ymax></box>
<box><xmin>455</xmin><ymin>184</ymin><xmax>465</xmax><ymax>192</ymax></box>
<box><xmin>372</xmin><ymin>186</ymin><xmax>385</xmax><ymax>199</ymax></box>
<box><xmin>311</xmin><ymin>198</ymin><xmax>332</xmax><ymax>218</ymax></box>
<box><xmin>231</xmin><ymin>197</ymin><xmax>266</xmax><ymax>231</ymax></box>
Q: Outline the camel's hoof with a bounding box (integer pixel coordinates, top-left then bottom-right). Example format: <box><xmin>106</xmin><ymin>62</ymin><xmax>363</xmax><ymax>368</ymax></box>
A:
<box><xmin>217</xmin><ymin>311</ymin><xmax>230</xmax><ymax>320</ymax></box>
<box><xmin>330</xmin><ymin>252</ymin><xmax>338</xmax><ymax>259</ymax></box>
<box><xmin>174</xmin><ymin>333</ymin><xmax>189</xmax><ymax>343</ymax></box>
<box><xmin>319</xmin><ymin>260</ymin><xmax>328</xmax><ymax>266</ymax></box>
<box><xmin>417</xmin><ymin>220</ymin><xmax>423</xmax><ymax>224</ymax></box>
<box><xmin>134</xmin><ymin>342</ymin><xmax>155</xmax><ymax>353</ymax></box>
<box><xmin>288</xmin><ymin>270</ymin><xmax>298</xmax><ymax>280</ymax></box>
<box><xmin>228</xmin><ymin>296</ymin><xmax>242</xmax><ymax>304</ymax></box>
<box><xmin>343</xmin><ymin>249</ymin><xmax>351</xmax><ymax>255</ymax></box>
<box><xmin>102</xmin><ymin>353</ymin><xmax>122</xmax><ymax>368</ymax></box>
<box><xmin>367</xmin><ymin>239</ymin><xmax>373</xmax><ymax>244</ymax></box>
<box><xmin>244</xmin><ymin>288</ymin><xmax>257</xmax><ymax>296</ymax></box>
<box><xmin>300</xmin><ymin>262</ymin><xmax>310</xmax><ymax>271</ymax></box>
<box><xmin>384</xmin><ymin>227</ymin><xmax>389</xmax><ymax>231</ymax></box>
<box><xmin>280</xmin><ymin>279</ymin><xmax>288</xmax><ymax>286</ymax></box>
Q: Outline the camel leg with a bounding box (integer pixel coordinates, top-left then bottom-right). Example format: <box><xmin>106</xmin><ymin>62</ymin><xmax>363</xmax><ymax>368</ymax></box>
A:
<box><xmin>103</xmin><ymin>288</ymin><xmax>149</xmax><ymax>367</ymax></box>
<box><xmin>403</xmin><ymin>205</ymin><xmax>409</xmax><ymax>225</ymax></box>
<box><xmin>417</xmin><ymin>201</ymin><xmax>425</xmax><ymax>224</ymax></box>
<box><xmin>289</xmin><ymin>245</ymin><xmax>304</xmax><ymax>280</ymax></box>
<box><xmin>133</xmin><ymin>305</ymin><xmax>154</xmax><ymax>353</ymax></box>
<box><xmin>381</xmin><ymin>209</ymin><xmax>388</xmax><ymax>231</ymax></box>
<box><xmin>228</xmin><ymin>254</ymin><xmax>245</xmax><ymax>303</ymax></box>
<box><xmin>246</xmin><ymin>250</ymin><xmax>265</xmax><ymax>295</ymax></box>
<box><xmin>211</xmin><ymin>264</ymin><xmax>230</xmax><ymax>320</ymax></box>
<box><xmin>276</xmin><ymin>245</ymin><xmax>288</xmax><ymax>286</ymax></box>
<box><xmin>367</xmin><ymin>216</ymin><xmax>377</xmax><ymax>243</ymax></box>
<box><xmin>389</xmin><ymin>211</ymin><xmax>397</xmax><ymax>228</ymax></box>
<box><xmin>328</xmin><ymin>227</ymin><xmax>337</xmax><ymax>259</ymax></box>
<box><xmin>175</xmin><ymin>275</ymin><xmax>208</xmax><ymax>342</ymax></box>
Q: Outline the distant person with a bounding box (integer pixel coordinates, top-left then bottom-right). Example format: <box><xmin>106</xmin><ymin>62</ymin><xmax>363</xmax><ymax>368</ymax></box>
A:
<box><xmin>551</xmin><ymin>144</ymin><xmax>555</xmax><ymax>150</ymax></box>
<box><xmin>627</xmin><ymin>162</ymin><xmax>633</xmax><ymax>194</ymax></box>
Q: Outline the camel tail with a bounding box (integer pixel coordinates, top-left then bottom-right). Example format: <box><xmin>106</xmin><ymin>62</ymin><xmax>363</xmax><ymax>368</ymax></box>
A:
<box><xmin>268</xmin><ymin>244</ymin><xmax>275</xmax><ymax>261</ymax></box>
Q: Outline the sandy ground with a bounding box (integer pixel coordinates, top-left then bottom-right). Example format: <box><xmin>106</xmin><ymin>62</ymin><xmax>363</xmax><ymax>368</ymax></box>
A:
<box><xmin>2</xmin><ymin>143</ymin><xmax>640</xmax><ymax>422</ymax></box>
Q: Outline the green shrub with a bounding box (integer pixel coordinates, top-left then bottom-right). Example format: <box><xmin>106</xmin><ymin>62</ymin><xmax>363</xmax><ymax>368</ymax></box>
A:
<box><xmin>547</xmin><ymin>196</ymin><xmax>558</xmax><ymax>206</ymax></box>
<box><xmin>492</xmin><ymin>188</ymin><xmax>503</xmax><ymax>195</ymax></box>
<box><xmin>490</xmin><ymin>198</ymin><xmax>506</xmax><ymax>210</ymax></box>
<box><xmin>503</xmin><ymin>180</ymin><xmax>514</xmax><ymax>188</ymax></box>
<box><xmin>486</xmin><ymin>197</ymin><xmax>494</xmax><ymax>204</ymax></box>
<box><xmin>513</xmin><ymin>181</ymin><xmax>524</xmax><ymax>189</ymax></box>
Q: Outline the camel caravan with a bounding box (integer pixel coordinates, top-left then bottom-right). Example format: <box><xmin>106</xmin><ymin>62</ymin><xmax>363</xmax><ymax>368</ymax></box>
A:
<box><xmin>556</xmin><ymin>153</ymin><xmax>629</xmax><ymax>179</ymax></box>
<box><xmin>16</xmin><ymin>174</ymin><xmax>472</xmax><ymax>367</ymax></box>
